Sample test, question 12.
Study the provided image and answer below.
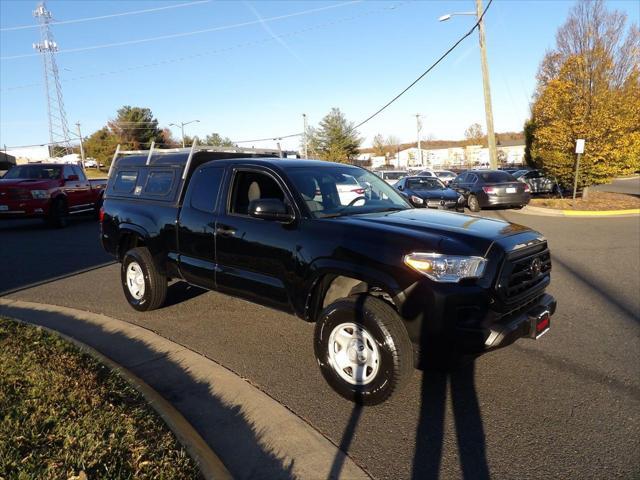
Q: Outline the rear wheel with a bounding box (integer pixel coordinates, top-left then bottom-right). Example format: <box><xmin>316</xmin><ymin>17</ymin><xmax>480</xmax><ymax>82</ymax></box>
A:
<box><xmin>314</xmin><ymin>295</ymin><xmax>413</xmax><ymax>405</ymax></box>
<box><xmin>467</xmin><ymin>194</ymin><xmax>480</xmax><ymax>212</ymax></box>
<box><xmin>121</xmin><ymin>247</ymin><xmax>167</xmax><ymax>311</ymax></box>
<box><xmin>46</xmin><ymin>198</ymin><xmax>68</xmax><ymax>228</ymax></box>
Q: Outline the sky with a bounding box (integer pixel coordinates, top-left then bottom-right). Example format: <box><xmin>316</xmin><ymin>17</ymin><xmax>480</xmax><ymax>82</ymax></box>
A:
<box><xmin>1</xmin><ymin>0</ymin><xmax>638</xmax><ymax>152</ymax></box>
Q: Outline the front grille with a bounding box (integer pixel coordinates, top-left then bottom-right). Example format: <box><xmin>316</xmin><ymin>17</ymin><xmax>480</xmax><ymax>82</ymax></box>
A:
<box><xmin>426</xmin><ymin>200</ymin><xmax>457</xmax><ymax>208</ymax></box>
<box><xmin>0</xmin><ymin>188</ymin><xmax>30</xmax><ymax>200</ymax></box>
<box><xmin>496</xmin><ymin>242</ymin><xmax>551</xmax><ymax>305</ymax></box>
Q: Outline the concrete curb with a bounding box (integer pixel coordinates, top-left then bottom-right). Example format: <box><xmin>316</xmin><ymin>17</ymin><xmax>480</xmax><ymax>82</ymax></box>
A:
<box><xmin>3</xmin><ymin>313</ymin><xmax>232</xmax><ymax>480</ymax></box>
<box><xmin>517</xmin><ymin>205</ymin><xmax>640</xmax><ymax>218</ymax></box>
<box><xmin>0</xmin><ymin>299</ymin><xmax>370</xmax><ymax>480</ymax></box>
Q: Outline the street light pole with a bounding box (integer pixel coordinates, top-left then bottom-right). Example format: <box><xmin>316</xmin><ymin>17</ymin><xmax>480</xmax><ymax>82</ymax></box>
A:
<box><xmin>416</xmin><ymin>114</ymin><xmax>423</xmax><ymax>166</ymax></box>
<box><xmin>169</xmin><ymin>120</ymin><xmax>200</xmax><ymax>148</ymax></box>
<box><xmin>475</xmin><ymin>0</ymin><xmax>497</xmax><ymax>169</ymax></box>
<box><xmin>439</xmin><ymin>0</ymin><xmax>498</xmax><ymax>169</ymax></box>
<box><xmin>75</xmin><ymin>121</ymin><xmax>85</xmax><ymax>166</ymax></box>
<box><xmin>302</xmin><ymin>113</ymin><xmax>308</xmax><ymax>159</ymax></box>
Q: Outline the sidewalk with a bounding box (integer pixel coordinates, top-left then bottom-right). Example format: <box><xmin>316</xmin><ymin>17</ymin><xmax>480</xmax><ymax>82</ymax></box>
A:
<box><xmin>0</xmin><ymin>298</ymin><xmax>370</xmax><ymax>480</ymax></box>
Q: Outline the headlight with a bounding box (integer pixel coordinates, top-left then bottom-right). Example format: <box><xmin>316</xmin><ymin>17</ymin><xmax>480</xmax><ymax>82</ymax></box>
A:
<box><xmin>30</xmin><ymin>190</ymin><xmax>50</xmax><ymax>199</ymax></box>
<box><xmin>410</xmin><ymin>195</ymin><xmax>424</xmax><ymax>205</ymax></box>
<box><xmin>404</xmin><ymin>252</ymin><xmax>486</xmax><ymax>283</ymax></box>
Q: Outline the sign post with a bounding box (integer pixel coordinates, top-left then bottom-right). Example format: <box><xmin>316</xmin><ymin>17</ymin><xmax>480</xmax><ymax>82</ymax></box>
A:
<box><xmin>572</xmin><ymin>139</ymin><xmax>585</xmax><ymax>201</ymax></box>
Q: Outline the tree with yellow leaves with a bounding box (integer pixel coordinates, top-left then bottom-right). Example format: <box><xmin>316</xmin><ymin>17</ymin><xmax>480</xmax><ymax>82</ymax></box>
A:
<box><xmin>526</xmin><ymin>0</ymin><xmax>639</xmax><ymax>187</ymax></box>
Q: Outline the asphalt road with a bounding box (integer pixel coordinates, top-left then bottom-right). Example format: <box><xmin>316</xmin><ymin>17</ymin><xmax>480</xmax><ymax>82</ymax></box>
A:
<box><xmin>591</xmin><ymin>176</ymin><xmax>640</xmax><ymax>195</ymax></box>
<box><xmin>2</xmin><ymin>210</ymin><xmax>639</xmax><ymax>479</ymax></box>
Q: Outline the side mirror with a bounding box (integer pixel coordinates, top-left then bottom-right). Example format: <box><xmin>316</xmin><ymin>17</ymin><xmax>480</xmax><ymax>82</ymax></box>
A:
<box><xmin>66</xmin><ymin>174</ymin><xmax>79</xmax><ymax>181</ymax></box>
<box><xmin>248</xmin><ymin>198</ymin><xmax>294</xmax><ymax>223</ymax></box>
<box><xmin>397</xmin><ymin>185</ymin><xmax>403</xmax><ymax>190</ymax></box>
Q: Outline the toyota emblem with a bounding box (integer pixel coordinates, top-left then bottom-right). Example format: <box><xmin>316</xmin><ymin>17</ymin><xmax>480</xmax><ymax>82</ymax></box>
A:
<box><xmin>530</xmin><ymin>258</ymin><xmax>542</xmax><ymax>277</ymax></box>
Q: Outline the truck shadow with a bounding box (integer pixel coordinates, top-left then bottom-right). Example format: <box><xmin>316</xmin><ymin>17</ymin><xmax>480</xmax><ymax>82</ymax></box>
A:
<box><xmin>411</xmin><ymin>362</ymin><xmax>489</xmax><ymax>480</ymax></box>
<box><xmin>0</xmin><ymin>220</ymin><xmax>114</xmax><ymax>296</ymax></box>
<box><xmin>0</xmin><ymin>303</ymin><xmax>297</xmax><ymax>480</ymax></box>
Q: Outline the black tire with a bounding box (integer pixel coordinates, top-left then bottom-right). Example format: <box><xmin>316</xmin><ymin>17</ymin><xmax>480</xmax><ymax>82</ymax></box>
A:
<box><xmin>46</xmin><ymin>197</ymin><xmax>68</xmax><ymax>228</ymax></box>
<box><xmin>467</xmin><ymin>194</ymin><xmax>480</xmax><ymax>212</ymax></box>
<box><xmin>314</xmin><ymin>295</ymin><xmax>413</xmax><ymax>405</ymax></box>
<box><xmin>121</xmin><ymin>247</ymin><xmax>167</xmax><ymax>311</ymax></box>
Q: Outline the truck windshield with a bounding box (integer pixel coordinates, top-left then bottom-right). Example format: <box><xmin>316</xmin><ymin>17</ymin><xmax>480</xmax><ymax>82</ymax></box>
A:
<box><xmin>287</xmin><ymin>165</ymin><xmax>411</xmax><ymax>218</ymax></box>
<box><xmin>4</xmin><ymin>165</ymin><xmax>62</xmax><ymax>180</ymax></box>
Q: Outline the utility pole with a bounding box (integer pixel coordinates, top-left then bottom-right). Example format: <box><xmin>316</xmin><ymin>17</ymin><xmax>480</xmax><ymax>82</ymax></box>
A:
<box><xmin>416</xmin><ymin>114</ymin><xmax>423</xmax><ymax>166</ymax></box>
<box><xmin>476</xmin><ymin>0</ymin><xmax>497</xmax><ymax>169</ymax></box>
<box><xmin>75</xmin><ymin>121</ymin><xmax>85</xmax><ymax>166</ymax></box>
<box><xmin>302</xmin><ymin>113</ymin><xmax>308</xmax><ymax>159</ymax></box>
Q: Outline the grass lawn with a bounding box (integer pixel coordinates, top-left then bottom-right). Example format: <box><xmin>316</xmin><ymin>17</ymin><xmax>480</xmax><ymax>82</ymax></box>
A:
<box><xmin>530</xmin><ymin>191</ymin><xmax>640</xmax><ymax>210</ymax></box>
<box><xmin>83</xmin><ymin>168</ymin><xmax>108</xmax><ymax>179</ymax></box>
<box><xmin>0</xmin><ymin>317</ymin><xmax>200</xmax><ymax>480</ymax></box>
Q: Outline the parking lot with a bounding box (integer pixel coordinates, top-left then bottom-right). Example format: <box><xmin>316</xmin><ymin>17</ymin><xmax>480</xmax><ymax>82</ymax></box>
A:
<box><xmin>1</xmin><ymin>210</ymin><xmax>639</xmax><ymax>479</ymax></box>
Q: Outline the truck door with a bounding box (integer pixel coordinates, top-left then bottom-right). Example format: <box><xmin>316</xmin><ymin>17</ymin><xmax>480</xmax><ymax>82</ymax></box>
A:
<box><xmin>71</xmin><ymin>165</ymin><xmax>94</xmax><ymax>209</ymax></box>
<box><xmin>215</xmin><ymin>167</ymin><xmax>296</xmax><ymax>310</ymax></box>
<box><xmin>62</xmin><ymin>164</ymin><xmax>83</xmax><ymax>210</ymax></box>
<box><xmin>177</xmin><ymin>165</ymin><xmax>225</xmax><ymax>290</ymax></box>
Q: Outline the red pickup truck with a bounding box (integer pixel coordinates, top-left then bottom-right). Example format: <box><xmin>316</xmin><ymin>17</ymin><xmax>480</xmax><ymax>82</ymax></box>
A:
<box><xmin>0</xmin><ymin>163</ymin><xmax>106</xmax><ymax>227</ymax></box>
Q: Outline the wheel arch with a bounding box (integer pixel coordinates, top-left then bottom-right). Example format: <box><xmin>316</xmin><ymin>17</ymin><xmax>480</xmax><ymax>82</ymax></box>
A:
<box><xmin>303</xmin><ymin>265</ymin><xmax>404</xmax><ymax>323</ymax></box>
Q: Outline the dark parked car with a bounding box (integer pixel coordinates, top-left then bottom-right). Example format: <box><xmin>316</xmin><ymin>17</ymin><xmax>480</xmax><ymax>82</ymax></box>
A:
<box><xmin>513</xmin><ymin>169</ymin><xmax>558</xmax><ymax>194</ymax></box>
<box><xmin>395</xmin><ymin>176</ymin><xmax>464</xmax><ymax>211</ymax></box>
<box><xmin>450</xmin><ymin>170</ymin><xmax>531</xmax><ymax>212</ymax></box>
<box><xmin>101</xmin><ymin>148</ymin><xmax>554</xmax><ymax>405</ymax></box>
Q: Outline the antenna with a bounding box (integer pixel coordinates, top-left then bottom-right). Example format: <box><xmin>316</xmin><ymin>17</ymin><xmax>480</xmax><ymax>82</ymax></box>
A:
<box><xmin>33</xmin><ymin>2</ymin><xmax>72</xmax><ymax>157</ymax></box>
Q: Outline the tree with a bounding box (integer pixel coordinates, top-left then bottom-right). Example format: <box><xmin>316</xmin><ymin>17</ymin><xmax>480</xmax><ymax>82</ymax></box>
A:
<box><xmin>306</xmin><ymin>108</ymin><xmax>362</xmax><ymax>163</ymax></box>
<box><xmin>372</xmin><ymin>133</ymin><xmax>387</xmax><ymax>157</ymax></box>
<box><xmin>107</xmin><ymin>106</ymin><xmax>163</xmax><ymax>150</ymax></box>
<box><xmin>84</xmin><ymin>127</ymin><xmax>119</xmax><ymax>167</ymax></box>
<box><xmin>203</xmin><ymin>133</ymin><xmax>234</xmax><ymax>147</ymax></box>
<box><xmin>527</xmin><ymin>0</ymin><xmax>640</xmax><ymax>187</ymax></box>
<box><xmin>464</xmin><ymin>123</ymin><xmax>485</xmax><ymax>146</ymax></box>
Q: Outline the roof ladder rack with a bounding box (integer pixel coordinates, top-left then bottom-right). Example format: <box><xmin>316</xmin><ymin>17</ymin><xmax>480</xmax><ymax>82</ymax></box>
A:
<box><xmin>182</xmin><ymin>138</ymin><xmax>198</xmax><ymax>180</ymax></box>
<box><xmin>146</xmin><ymin>141</ymin><xmax>155</xmax><ymax>165</ymax></box>
<box><xmin>108</xmin><ymin>144</ymin><xmax>120</xmax><ymax>178</ymax></box>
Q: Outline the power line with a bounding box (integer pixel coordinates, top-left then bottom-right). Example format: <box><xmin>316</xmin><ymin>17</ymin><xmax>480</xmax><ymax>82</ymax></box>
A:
<box><xmin>1</xmin><ymin>2</ymin><xmax>401</xmax><ymax>91</ymax></box>
<box><xmin>1</xmin><ymin>1</ymin><xmax>361</xmax><ymax>60</ymax></box>
<box><xmin>352</xmin><ymin>0</ymin><xmax>493</xmax><ymax>130</ymax></box>
<box><xmin>0</xmin><ymin>1</ymin><xmax>210</xmax><ymax>32</ymax></box>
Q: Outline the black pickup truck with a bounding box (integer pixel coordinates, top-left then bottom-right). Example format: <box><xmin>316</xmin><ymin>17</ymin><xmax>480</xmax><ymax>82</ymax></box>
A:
<box><xmin>101</xmin><ymin>148</ymin><xmax>555</xmax><ymax>405</ymax></box>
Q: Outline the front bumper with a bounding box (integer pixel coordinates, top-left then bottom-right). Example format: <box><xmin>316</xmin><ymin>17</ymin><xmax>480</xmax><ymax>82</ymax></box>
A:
<box><xmin>0</xmin><ymin>199</ymin><xmax>50</xmax><ymax>218</ymax></box>
<box><xmin>457</xmin><ymin>293</ymin><xmax>556</xmax><ymax>352</ymax></box>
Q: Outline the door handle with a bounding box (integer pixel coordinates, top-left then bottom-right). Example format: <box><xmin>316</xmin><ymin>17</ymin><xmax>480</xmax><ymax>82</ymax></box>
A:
<box><xmin>215</xmin><ymin>226</ymin><xmax>236</xmax><ymax>237</ymax></box>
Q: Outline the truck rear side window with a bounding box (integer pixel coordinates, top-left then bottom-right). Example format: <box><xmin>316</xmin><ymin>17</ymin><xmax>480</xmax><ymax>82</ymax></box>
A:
<box><xmin>189</xmin><ymin>167</ymin><xmax>224</xmax><ymax>213</ymax></box>
<box><xmin>114</xmin><ymin>171</ymin><xmax>138</xmax><ymax>193</ymax></box>
<box><xmin>145</xmin><ymin>171</ymin><xmax>174</xmax><ymax>195</ymax></box>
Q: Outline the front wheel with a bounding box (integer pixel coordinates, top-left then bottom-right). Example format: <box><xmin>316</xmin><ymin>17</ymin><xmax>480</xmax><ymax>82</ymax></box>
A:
<box><xmin>46</xmin><ymin>198</ymin><xmax>68</xmax><ymax>228</ymax></box>
<box><xmin>314</xmin><ymin>295</ymin><xmax>413</xmax><ymax>405</ymax></box>
<box><xmin>467</xmin><ymin>194</ymin><xmax>481</xmax><ymax>212</ymax></box>
<box><xmin>121</xmin><ymin>247</ymin><xmax>167</xmax><ymax>311</ymax></box>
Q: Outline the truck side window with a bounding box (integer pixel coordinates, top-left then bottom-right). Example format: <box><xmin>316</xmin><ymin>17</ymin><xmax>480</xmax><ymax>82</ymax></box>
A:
<box><xmin>230</xmin><ymin>170</ymin><xmax>285</xmax><ymax>216</ymax></box>
<box><xmin>145</xmin><ymin>171</ymin><xmax>174</xmax><ymax>195</ymax></box>
<box><xmin>189</xmin><ymin>167</ymin><xmax>223</xmax><ymax>213</ymax></box>
<box><xmin>63</xmin><ymin>165</ymin><xmax>75</xmax><ymax>180</ymax></box>
<box><xmin>72</xmin><ymin>165</ymin><xmax>86</xmax><ymax>181</ymax></box>
<box><xmin>113</xmin><ymin>171</ymin><xmax>138</xmax><ymax>193</ymax></box>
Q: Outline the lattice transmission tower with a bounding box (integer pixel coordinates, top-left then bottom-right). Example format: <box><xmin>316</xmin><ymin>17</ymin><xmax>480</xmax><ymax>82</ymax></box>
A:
<box><xmin>33</xmin><ymin>2</ymin><xmax>71</xmax><ymax>155</ymax></box>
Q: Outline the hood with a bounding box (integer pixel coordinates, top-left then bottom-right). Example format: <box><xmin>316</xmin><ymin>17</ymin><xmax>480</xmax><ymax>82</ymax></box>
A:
<box><xmin>337</xmin><ymin>208</ymin><xmax>540</xmax><ymax>257</ymax></box>
<box><xmin>411</xmin><ymin>188</ymin><xmax>459</xmax><ymax>200</ymax></box>
<box><xmin>0</xmin><ymin>178</ymin><xmax>57</xmax><ymax>190</ymax></box>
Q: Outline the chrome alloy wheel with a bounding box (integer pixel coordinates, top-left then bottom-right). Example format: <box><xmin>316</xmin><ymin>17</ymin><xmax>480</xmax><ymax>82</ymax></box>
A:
<box><xmin>126</xmin><ymin>261</ymin><xmax>145</xmax><ymax>300</ymax></box>
<box><xmin>327</xmin><ymin>323</ymin><xmax>380</xmax><ymax>385</ymax></box>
